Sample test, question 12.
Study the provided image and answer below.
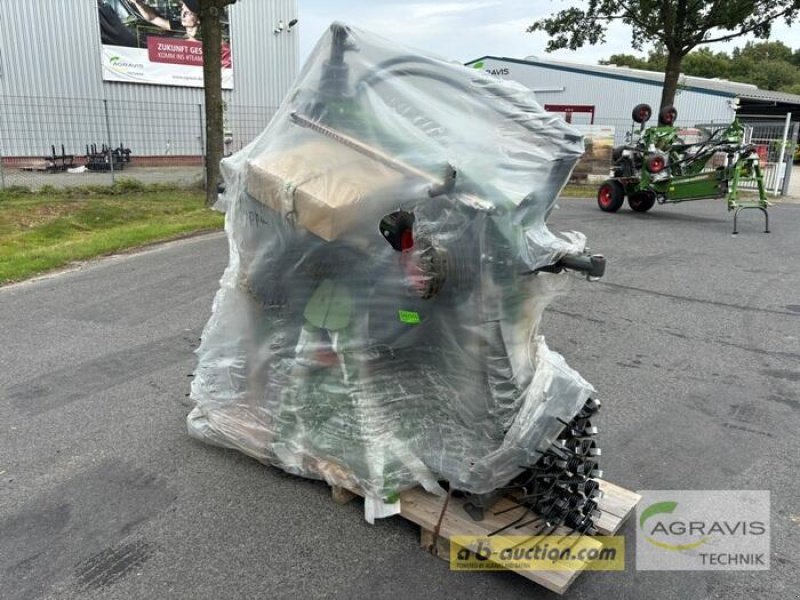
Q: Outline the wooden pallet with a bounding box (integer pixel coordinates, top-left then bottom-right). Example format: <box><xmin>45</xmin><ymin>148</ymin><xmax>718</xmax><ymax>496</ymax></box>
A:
<box><xmin>332</xmin><ymin>480</ymin><xmax>640</xmax><ymax>595</ymax></box>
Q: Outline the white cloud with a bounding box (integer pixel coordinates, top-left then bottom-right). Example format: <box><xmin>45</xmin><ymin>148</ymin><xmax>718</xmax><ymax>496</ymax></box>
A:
<box><xmin>479</xmin><ymin>16</ymin><xmax>534</xmax><ymax>36</ymax></box>
<box><xmin>404</xmin><ymin>2</ymin><xmax>502</xmax><ymax>20</ymax></box>
<box><xmin>299</xmin><ymin>1</ymin><xmax>800</xmax><ymax>66</ymax></box>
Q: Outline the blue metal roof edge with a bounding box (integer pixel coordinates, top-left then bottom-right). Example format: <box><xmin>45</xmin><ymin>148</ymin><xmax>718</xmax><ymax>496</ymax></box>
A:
<box><xmin>465</xmin><ymin>56</ymin><xmax>735</xmax><ymax>99</ymax></box>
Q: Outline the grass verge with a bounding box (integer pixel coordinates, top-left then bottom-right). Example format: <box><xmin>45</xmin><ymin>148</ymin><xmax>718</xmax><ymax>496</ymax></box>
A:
<box><xmin>560</xmin><ymin>184</ymin><xmax>598</xmax><ymax>198</ymax></box>
<box><xmin>2</xmin><ymin>176</ymin><xmax>769</xmax><ymax>284</ymax></box>
<box><xmin>0</xmin><ymin>179</ymin><xmax>222</xmax><ymax>284</ymax></box>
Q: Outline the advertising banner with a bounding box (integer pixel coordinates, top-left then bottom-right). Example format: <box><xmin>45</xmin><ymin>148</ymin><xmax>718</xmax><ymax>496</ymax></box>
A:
<box><xmin>97</xmin><ymin>0</ymin><xmax>232</xmax><ymax>88</ymax></box>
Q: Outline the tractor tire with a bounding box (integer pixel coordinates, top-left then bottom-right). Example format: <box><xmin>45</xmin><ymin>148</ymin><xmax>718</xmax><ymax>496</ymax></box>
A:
<box><xmin>658</xmin><ymin>105</ymin><xmax>678</xmax><ymax>126</ymax></box>
<box><xmin>631</xmin><ymin>103</ymin><xmax>652</xmax><ymax>124</ymax></box>
<box><xmin>628</xmin><ymin>191</ymin><xmax>656</xmax><ymax>212</ymax></box>
<box><xmin>597</xmin><ymin>180</ymin><xmax>625</xmax><ymax>213</ymax></box>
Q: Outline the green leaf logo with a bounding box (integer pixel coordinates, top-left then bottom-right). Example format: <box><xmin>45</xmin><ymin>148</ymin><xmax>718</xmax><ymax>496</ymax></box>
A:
<box><xmin>110</xmin><ymin>56</ymin><xmax>120</xmax><ymax>64</ymax></box>
<box><xmin>640</xmin><ymin>501</ymin><xmax>708</xmax><ymax>551</ymax></box>
<box><xmin>639</xmin><ymin>501</ymin><xmax>678</xmax><ymax>528</ymax></box>
<box><xmin>472</xmin><ymin>61</ymin><xmax>485</xmax><ymax>69</ymax></box>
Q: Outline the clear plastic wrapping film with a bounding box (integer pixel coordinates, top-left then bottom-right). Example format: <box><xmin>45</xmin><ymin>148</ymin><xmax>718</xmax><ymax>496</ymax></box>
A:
<box><xmin>188</xmin><ymin>23</ymin><xmax>600</xmax><ymax>521</ymax></box>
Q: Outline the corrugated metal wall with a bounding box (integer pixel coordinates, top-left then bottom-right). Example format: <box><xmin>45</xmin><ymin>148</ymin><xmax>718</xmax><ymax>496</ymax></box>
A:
<box><xmin>476</xmin><ymin>58</ymin><xmax>736</xmax><ymax>143</ymax></box>
<box><xmin>0</xmin><ymin>0</ymin><xmax>298</xmax><ymax>156</ymax></box>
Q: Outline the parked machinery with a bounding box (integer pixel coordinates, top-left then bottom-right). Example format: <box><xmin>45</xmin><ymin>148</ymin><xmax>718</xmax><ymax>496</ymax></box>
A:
<box><xmin>189</xmin><ymin>23</ymin><xmax>609</xmax><ymax>532</ymax></box>
<box><xmin>43</xmin><ymin>144</ymin><xmax>75</xmax><ymax>172</ymax></box>
<box><xmin>85</xmin><ymin>143</ymin><xmax>131</xmax><ymax>171</ymax></box>
<box><xmin>597</xmin><ymin>104</ymin><xmax>770</xmax><ymax>233</ymax></box>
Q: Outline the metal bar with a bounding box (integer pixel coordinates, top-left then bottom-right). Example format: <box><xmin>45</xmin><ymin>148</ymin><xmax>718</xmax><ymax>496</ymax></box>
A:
<box><xmin>289</xmin><ymin>111</ymin><xmax>494</xmax><ymax>211</ymax></box>
<box><xmin>782</xmin><ymin>123</ymin><xmax>798</xmax><ymax>196</ymax></box>
<box><xmin>103</xmin><ymin>99</ymin><xmax>115</xmax><ymax>185</ymax></box>
<box><xmin>733</xmin><ymin>206</ymin><xmax>770</xmax><ymax>235</ymax></box>
<box><xmin>727</xmin><ymin>154</ymin><xmax>742</xmax><ymax>210</ymax></box>
<box><xmin>0</xmin><ymin>95</ymin><xmax>5</xmax><ymax>189</ymax></box>
<box><xmin>774</xmin><ymin>112</ymin><xmax>791</xmax><ymax>196</ymax></box>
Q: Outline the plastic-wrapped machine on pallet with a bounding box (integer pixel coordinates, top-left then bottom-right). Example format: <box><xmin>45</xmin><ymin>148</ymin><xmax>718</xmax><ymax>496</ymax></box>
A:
<box><xmin>188</xmin><ymin>22</ymin><xmax>627</xmax><ymax>571</ymax></box>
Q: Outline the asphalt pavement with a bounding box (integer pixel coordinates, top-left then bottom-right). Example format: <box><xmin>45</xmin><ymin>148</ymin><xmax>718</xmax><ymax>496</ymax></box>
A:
<box><xmin>1</xmin><ymin>198</ymin><xmax>799</xmax><ymax>600</ymax></box>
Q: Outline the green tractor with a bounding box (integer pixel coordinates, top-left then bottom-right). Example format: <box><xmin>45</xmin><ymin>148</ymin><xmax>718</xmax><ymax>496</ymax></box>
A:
<box><xmin>597</xmin><ymin>104</ymin><xmax>770</xmax><ymax>233</ymax></box>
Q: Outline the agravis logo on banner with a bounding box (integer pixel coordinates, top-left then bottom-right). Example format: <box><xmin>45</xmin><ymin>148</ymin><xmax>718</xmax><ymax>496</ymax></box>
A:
<box><xmin>108</xmin><ymin>55</ymin><xmax>145</xmax><ymax>76</ymax></box>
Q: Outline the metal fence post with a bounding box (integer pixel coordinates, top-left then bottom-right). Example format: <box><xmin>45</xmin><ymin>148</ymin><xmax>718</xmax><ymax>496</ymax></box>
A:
<box><xmin>783</xmin><ymin>123</ymin><xmax>798</xmax><ymax>196</ymax></box>
<box><xmin>0</xmin><ymin>98</ymin><xmax>5</xmax><ymax>189</ymax></box>
<box><xmin>103</xmin><ymin>99</ymin><xmax>115</xmax><ymax>185</ymax></box>
<box><xmin>774</xmin><ymin>112</ymin><xmax>791</xmax><ymax>196</ymax></box>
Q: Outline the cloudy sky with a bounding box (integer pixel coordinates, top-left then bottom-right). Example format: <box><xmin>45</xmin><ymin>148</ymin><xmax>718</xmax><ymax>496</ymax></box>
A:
<box><xmin>297</xmin><ymin>0</ymin><xmax>800</xmax><ymax>66</ymax></box>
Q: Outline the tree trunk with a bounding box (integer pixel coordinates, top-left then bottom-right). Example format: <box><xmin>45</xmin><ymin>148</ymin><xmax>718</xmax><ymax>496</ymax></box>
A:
<box><xmin>660</xmin><ymin>51</ymin><xmax>684</xmax><ymax>109</ymax></box>
<box><xmin>201</xmin><ymin>1</ymin><xmax>224</xmax><ymax>207</ymax></box>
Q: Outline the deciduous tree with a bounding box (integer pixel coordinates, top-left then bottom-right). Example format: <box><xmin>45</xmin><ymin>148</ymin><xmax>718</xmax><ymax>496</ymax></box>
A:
<box><xmin>601</xmin><ymin>41</ymin><xmax>800</xmax><ymax>92</ymax></box>
<box><xmin>529</xmin><ymin>1</ymin><xmax>800</xmax><ymax>109</ymax></box>
<box><xmin>200</xmin><ymin>0</ymin><xmax>236</xmax><ymax>207</ymax></box>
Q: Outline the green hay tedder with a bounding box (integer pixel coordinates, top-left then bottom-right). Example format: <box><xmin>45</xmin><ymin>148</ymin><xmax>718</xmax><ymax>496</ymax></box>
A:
<box><xmin>597</xmin><ymin>104</ymin><xmax>770</xmax><ymax>234</ymax></box>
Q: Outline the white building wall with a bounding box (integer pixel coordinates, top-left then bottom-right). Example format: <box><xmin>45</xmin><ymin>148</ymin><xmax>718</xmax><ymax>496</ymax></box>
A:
<box><xmin>472</xmin><ymin>57</ymin><xmax>736</xmax><ymax>136</ymax></box>
<box><xmin>0</xmin><ymin>0</ymin><xmax>298</xmax><ymax>156</ymax></box>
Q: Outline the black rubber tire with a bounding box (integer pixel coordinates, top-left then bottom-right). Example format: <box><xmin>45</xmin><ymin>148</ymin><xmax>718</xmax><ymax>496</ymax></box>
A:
<box><xmin>631</xmin><ymin>103</ymin><xmax>652</xmax><ymax>124</ymax></box>
<box><xmin>597</xmin><ymin>180</ymin><xmax>625</xmax><ymax>213</ymax></box>
<box><xmin>658</xmin><ymin>105</ymin><xmax>677</xmax><ymax>126</ymax></box>
<box><xmin>628</xmin><ymin>191</ymin><xmax>656</xmax><ymax>212</ymax></box>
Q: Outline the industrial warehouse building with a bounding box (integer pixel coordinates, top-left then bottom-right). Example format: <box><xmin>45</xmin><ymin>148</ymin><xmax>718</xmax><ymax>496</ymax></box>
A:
<box><xmin>1</xmin><ymin>2</ymin><xmax>798</xmax><ymax>194</ymax></box>
<box><xmin>0</xmin><ymin>0</ymin><xmax>298</xmax><ymax>169</ymax></box>
<box><xmin>466</xmin><ymin>55</ymin><xmax>800</xmax><ymax>127</ymax></box>
<box><xmin>466</xmin><ymin>55</ymin><xmax>800</xmax><ymax>193</ymax></box>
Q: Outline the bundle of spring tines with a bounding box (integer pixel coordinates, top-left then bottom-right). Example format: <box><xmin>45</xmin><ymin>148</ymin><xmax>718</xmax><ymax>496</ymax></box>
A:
<box><xmin>480</xmin><ymin>398</ymin><xmax>603</xmax><ymax>536</ymax></box>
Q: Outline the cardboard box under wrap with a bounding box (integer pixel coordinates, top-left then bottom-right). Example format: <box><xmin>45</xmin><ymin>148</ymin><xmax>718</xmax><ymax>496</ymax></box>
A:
<box><xmin>246</xmin><ymin>139</ymin><xmax>404</xmax><ymax>241</ymax></box>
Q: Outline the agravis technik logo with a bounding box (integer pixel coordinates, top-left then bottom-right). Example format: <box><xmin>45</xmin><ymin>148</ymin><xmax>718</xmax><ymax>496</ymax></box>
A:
<box><xmin>636</xmin><ymin>491</ymin><xmax>770</xmax><ymax>571</ymax></box>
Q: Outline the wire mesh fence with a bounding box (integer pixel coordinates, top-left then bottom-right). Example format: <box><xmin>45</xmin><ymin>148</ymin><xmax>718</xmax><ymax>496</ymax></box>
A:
<box><xmin>574</xmin><ymin>116</ymin><xmax>797</xmax><ymax>194</ymax></box>
<box><xmin>0</xmin><ymin>94</ymin><xmax>795</xmax><ymax>195</ymax></box>
<box><xmin>0</xmin><ymin>94</ymin><xmax>278</xmax><ymax>190</ymax></box>
<box><xmin>743</xmin><ymin>120</ymin><xmax>798</xmax><ymax>194</ymax></box>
